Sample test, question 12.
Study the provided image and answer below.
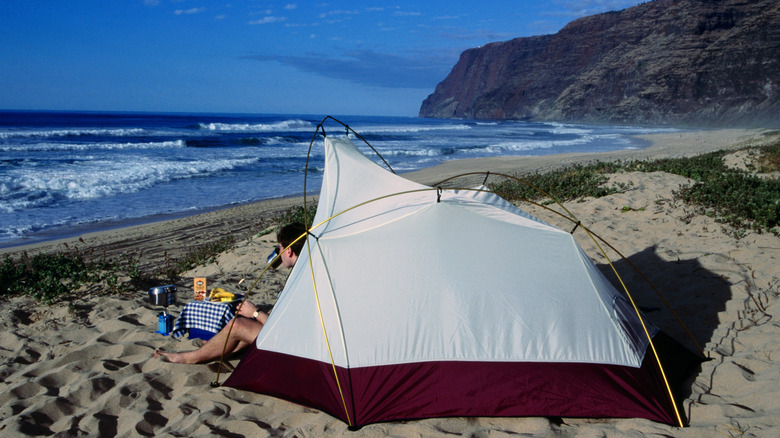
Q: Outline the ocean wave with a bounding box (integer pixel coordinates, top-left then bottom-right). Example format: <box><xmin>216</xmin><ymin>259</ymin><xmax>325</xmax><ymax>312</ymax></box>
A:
<box><xmin>0</xmin><ymin>140</ymin><xmax>186</xmax><ymax>152</ymax></box>
<box><xmin>198</xmin><ymin>119</ymin><xmax>313</xmax><ymax>132</ymax></box>
<box><xmin>375</xmin><ymin>135</ymin><xmax>594</xmax><ymax>158</ymax></box>
<box><xmin>1</xmin><ymin>112</ymin><xmax>662</xmax><ymax>245</ymax></box>
<box><xmin>380</xmin><ymin>147</ymin><xmax>457</xmax><ymax>157</ymax></box>
<box><xmin>0</xmin><ymin>127</ymin><xmax>148</xmax><ymax>140</ymax></box>
<box><xmin>264</xmin><ymin>136</ymin><xmax>299</xmax><ymax>145</ymax></box>
<box><xmin>472</xmin><ymin>136</ymin><xmax>594</xmax><ymax>154</ymax></box>
<box><xmin>549</xmin><ymin>123</ymin><xmax>593</xmax><ymax>135</ymax></box>
<box><xmin>186</xmin><ymin>137</ymin><xmax>291</xmax><ymax>148</ymax></box>
<box><xmin>0</xmin><ymin>223</ymin><xmax>35</xmax><ymax>241</ymax></box>
<box><xmin>355</xmin><ymin>124</ymin><xmax>472</xmax><ymax>134</ymax></box>
<box><xmin>0</xmin><ymin>156</ymin><xmax>260</xmax><ymax>213</ymax></box>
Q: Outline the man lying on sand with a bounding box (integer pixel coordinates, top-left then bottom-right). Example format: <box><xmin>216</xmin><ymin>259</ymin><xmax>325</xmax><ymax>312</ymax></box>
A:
<box><xmin>155</xmin><ymin>222</ymin><xmax>306</xmax><ymax>364</ymax></box>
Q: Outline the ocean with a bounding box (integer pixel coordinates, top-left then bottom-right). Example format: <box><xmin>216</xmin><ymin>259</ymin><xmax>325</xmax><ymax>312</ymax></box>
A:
<box><xmin>0</xmin><ymin>111</ymin><xmax>677</xmax><ymax>247</ymax></box>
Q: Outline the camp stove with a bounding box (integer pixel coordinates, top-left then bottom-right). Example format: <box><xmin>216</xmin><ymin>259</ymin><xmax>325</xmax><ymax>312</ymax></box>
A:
<box><xmin>148</xmin><ymin>285</ymin><xmax>177</xmax><ymax>335</ymax></box>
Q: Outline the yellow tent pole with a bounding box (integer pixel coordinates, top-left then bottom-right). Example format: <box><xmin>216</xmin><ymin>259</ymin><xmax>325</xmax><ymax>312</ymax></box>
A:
<box><xmin>303</xmin><ymin>234</ymin><xmax>353</xmax><ymax>426</ymax></box>
<box><xmin>577</xmin><ymin>221</ymin><xmax>685</xmax><ymax>427</ymax></box>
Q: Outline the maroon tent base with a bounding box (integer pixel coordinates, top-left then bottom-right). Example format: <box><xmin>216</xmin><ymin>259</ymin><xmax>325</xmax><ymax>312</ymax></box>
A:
<box><xmin>224</xmin><ymin>332</ymin><xmax>700</xmax><ymax>428</ymax></box>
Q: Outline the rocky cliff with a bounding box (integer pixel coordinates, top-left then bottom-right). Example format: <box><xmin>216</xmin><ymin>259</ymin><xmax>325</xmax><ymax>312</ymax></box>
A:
<box><xmin>419</xmin><ymin>0</ymin><xmax>780</xmax><ymax>127</ymax></box>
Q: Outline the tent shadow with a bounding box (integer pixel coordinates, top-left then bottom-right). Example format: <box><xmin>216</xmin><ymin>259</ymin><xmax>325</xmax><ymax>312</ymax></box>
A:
<box><xmin>596</xmin><ymin>244</ymin><xmax>731</xmax><ymax>355</ymax></box>
<box><xmin>596</xmin><ymin>244</ymin><xmax>728</xmax><ymax>409</ymax></box>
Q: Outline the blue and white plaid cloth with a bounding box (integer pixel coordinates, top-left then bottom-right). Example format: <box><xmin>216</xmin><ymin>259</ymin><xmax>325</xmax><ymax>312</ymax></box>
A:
<box><xmin>171</xmin><ymin>299</ymin><xmax>240</xmax><ymax>339</ymax></box>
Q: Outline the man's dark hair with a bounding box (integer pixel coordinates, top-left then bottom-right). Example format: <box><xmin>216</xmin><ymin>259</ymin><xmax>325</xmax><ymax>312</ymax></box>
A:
<box><xmin>277</xmin><ymin>222</ymin><xmax>307</xmax><ymax>256</ymax></box>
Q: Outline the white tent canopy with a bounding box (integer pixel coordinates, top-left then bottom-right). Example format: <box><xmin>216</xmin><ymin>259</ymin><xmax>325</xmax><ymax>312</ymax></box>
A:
<box><xmin>258</xmin><ymin>137</ymin><xmax>655</xmax><ymax>367</ymax></box>
<box><xmin>226</xmin><ymin>136</ymin><xmax>695</xmax><ymax>428</ymax></box>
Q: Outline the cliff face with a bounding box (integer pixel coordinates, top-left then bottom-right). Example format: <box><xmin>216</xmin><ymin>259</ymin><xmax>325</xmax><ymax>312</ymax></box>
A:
<box><xmin>419</xmin><ymin>0</ymin><xmax>780</xmax><ymax>127</ymax></box>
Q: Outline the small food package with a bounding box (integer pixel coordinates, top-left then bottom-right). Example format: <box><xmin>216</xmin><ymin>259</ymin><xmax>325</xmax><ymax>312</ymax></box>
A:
<box><xmin>194</xmin><ymin>277</ymin><xmax>207</xmax><ymax>301</ymax></box>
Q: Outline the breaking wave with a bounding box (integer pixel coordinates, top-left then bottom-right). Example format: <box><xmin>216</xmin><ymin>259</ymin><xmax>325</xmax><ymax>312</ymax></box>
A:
<box><xmin>198</xmin><ymin>119</ymin><xmax>313</xmax><ymax>132</ymax></box>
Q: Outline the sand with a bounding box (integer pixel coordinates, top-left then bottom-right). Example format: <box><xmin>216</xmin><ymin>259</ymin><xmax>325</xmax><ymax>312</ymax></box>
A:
<box><xmin>1</xmin><ymin>128</ymin><xmax>779</xmax><ymax>437</ymax></box>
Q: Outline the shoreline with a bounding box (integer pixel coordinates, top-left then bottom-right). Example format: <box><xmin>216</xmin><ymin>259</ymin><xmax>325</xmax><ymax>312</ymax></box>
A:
<box><xmin>402</xmin><ymin>128</ymin><xmax>773</xmax><ymax>186</ymax></box>
<box><xmin>1</xmin><ymin>128</ymin><xmax>773</xmax><ymax>262</ymax></box>
<box><xmin>0</xmin><ymin>192</ymin><xmax>317</xmax><ymax>251</ymax></box>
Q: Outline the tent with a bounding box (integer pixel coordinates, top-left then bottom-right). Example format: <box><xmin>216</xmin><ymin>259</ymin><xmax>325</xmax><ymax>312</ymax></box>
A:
<box><xmin>224</xmin><ymin>135</ymin><xmax>699</xmax><ymax>428</ymax></box>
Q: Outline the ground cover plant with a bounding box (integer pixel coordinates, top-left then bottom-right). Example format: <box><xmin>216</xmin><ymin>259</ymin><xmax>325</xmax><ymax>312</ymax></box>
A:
<box><xmin>0</xmin><ymin>237</ymin><xmax>240</xmax><ymax>303</ymax></box>
<box><xmin>0</xmin><ymin>249</ymin><xmax>141</xmax><ymax>303</ymax></box>
<box><xmin>154</xmin><ymin>235</ymin><xmax>238</xmax><ymax>282</ymax></box>
<box><xmin>756</xmin><ymin>134</ymin><xmax>780</xmax><ymax>172</ymax></box>
<box><xmin>491</xmin><ymin>140</ymin><xmax>780</xmax><ymax>234</ymax></box>
<box><xmin>0</xmin><ymin>204</ymin><xmax>312</xmax><ymax>302</ymax></box>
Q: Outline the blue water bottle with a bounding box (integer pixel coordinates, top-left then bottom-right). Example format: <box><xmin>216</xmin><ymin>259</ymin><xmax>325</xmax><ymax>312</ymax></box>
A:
<box><xmin>157</xmin><ymin>311</ymin><xmax>173</xmax><ymax>335</ymax></box>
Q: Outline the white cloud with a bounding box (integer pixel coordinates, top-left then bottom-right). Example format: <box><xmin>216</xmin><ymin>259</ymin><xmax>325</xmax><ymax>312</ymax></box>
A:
<box><xmin>285</xmin><ymin>4</ymin><xmax>297</xmax><ymax>10</ymax></box>
<box><xmin>243</xmin><ymin>49</ymin><xmax>456</xmax><ymax>90</ymax></box>
<box><xmin>249</xmin><ymin>16</ymin><xmax>287</xmax><ymax>25</ymax></box>
<box><xmin>174</xmin><ymin>7</ymin><xmax>206</xmax><ymax>15</ymax></box>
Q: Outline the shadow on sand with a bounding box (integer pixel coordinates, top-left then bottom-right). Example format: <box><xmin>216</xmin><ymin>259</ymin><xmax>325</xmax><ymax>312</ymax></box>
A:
<box><xmin>597</xmin><ymin>244</ymin><xmax>737</xmax><ymax>420</ymax></box>
<box><xmin>599</xmin><ymin>245</ymin><xmax>733</xmax><ymax>356</ymax></box>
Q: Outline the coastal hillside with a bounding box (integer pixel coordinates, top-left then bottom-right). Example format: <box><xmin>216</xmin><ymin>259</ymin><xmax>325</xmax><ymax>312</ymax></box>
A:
<box><xmin>419</xmin><ymin>0</ymin><xmax>780</xmax><ymax>127</ymax></box>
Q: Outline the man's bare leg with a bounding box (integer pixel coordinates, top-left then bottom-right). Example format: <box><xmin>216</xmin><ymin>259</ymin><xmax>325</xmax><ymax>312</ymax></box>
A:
<box><xmin>155</xmin><ymin>317</ymin><xmax>263</xmax><ymax>364</ymax></box>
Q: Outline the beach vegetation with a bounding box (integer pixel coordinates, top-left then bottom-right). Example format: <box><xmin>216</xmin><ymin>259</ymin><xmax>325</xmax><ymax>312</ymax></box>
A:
<box><xmin>155</xmin><ymin>235</ymin><xmax>237</xmax><ymax>282</ymax></box>
<box><xmin>1</xmin><ymin>201</ymin><xmax>323</xmax><ymax>302</ymax></box>
<box><xmin>757</xmin><ymin>138</ymin><xmax>780</xmax><ymax>172</ymax></box>
<box><xmin>256</xmin><ymin>204</ymin><xmax>318</xmax><ymax>238</ymax></box>
<box><xmin>490</xmin><ymin>141</ymin><xmax>780</xmax><ymax>234</ymax></box>
<box><xmin>489</xmin><ymin>163</ymin><xmax>632</xmax><ymax>204</ymax></box>
<box><xmin>277</xmin><ymin>204</ymin><xmax>318</xmax><ymax>228</ymax></box>
<box><xmin>619</xmin><ymin>144</ymin><xmax>779</xmax><ymax>232</ymax></box>
<box><xmin>158</xmin><ymin>202</ymin><xmax>317</xmax><ymax>281</ymax></box>
<box><xmin>0</xmin><ymin>250</ymin><xmax>141</xmax><ymax>303</ymax></box>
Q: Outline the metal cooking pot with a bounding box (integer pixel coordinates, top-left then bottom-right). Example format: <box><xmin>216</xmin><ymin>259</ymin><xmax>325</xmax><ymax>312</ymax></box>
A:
<box><xmin>148</xmin><ymin>285</ymin><xmax>177</xmax><ymax>307</ymax></box>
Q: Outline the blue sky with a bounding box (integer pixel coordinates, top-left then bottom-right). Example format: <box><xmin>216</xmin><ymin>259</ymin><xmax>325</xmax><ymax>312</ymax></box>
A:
<box><xmin>1</xmin><ymin>0</ymin><xmax>645</xmax><ymax>116</ymax></box>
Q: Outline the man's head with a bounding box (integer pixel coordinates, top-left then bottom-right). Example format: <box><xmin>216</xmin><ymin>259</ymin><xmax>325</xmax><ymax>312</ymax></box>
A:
<box><xmin>272</xmin><ymin>222</ymin><xmax>307</xmax><ymax>269</ymax></box>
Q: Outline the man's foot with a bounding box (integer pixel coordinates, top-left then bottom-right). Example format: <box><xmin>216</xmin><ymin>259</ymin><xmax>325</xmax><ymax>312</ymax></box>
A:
<box><xmin>154</xmin><ymin>349</ymin><xmax>195</xmax><ymax>364</ymax></box>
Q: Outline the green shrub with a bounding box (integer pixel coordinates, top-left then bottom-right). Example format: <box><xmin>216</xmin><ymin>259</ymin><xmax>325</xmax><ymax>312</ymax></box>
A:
<box><xmin>675</xmin><ymin>172</ymin><xmax>780</xmax><ymax>230</ymax></box>
<box><xmin>758</xmin><ymin>139</ymin><xmax>780</xmax><ymax>172</ymax></box>
<box><xmin>489</xmin><ymin>142</ymin><xmax>779</xmax><ymax>234</ymax></box>
<box><xmin>155</xmin><ymin>235</ymin><xmax>237</xmax><ymax>282</ymax></box>
<box><xmin>277</xmin><ymin>204</ymin><xmax>317</xmax><ymax>226</ymax></box>
<box><xmin>0</xmin><ymin>251</ymin><xmax>139</xmax><ymax>302</ymax></box>
<box><xmin>490</xmin><ymin>163</ymin><xmax>631</xmax><ymax>203</ymax></box>
<box><xmin>622</xmin><ymin>151</ymin><xmax>729</xmax><ymax>180</ymax></box>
